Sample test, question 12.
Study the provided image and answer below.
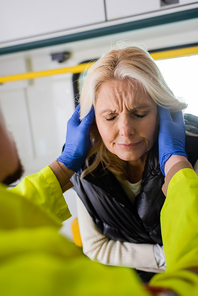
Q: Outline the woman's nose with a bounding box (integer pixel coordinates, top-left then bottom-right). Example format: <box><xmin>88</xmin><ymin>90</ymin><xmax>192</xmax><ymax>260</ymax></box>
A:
<box><xmin>119</xmin><ymin>115</ymin><xmax>135</xmax><ymax>137</ymax></box>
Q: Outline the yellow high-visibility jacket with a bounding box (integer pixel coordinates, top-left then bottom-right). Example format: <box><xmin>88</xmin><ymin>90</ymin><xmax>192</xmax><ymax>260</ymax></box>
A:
<box><xmin>0</xmin><ymin>165</ymin><xmax>197</xmax><ymax>296</ymax></box>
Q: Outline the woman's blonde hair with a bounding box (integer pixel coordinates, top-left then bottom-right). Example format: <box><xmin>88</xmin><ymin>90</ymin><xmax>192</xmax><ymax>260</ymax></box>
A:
<box><xmin>79</xmin><ymin>42</ymin><xmax>187</xmax><ymax>179</ymax></box>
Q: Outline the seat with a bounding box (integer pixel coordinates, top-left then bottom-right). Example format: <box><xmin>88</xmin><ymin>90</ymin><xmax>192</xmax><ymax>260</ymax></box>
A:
<box><xmin>71</xmin><ymin>217</ymin><xmax>83</xmax><ymax>247</ymax></box>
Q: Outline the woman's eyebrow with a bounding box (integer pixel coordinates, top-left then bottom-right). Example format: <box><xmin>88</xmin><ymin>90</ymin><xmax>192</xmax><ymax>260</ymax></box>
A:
<box><xmin>131</xmin><ymin>105</ymin><xmax>151</xmax><ymax>111</ymax></box>
<box><xmin>100</xmin><ymin>109</ymin><xmax>117</xmax><ymax>114</ymax></box>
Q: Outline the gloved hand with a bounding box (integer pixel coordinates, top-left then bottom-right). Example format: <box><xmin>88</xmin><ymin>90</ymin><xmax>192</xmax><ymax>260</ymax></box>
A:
<box><xmin>158</xmin><ymin>106</ymin><xmax>188</xmax><ymax>176</ymax></box>
<box><xmin>57</xmin><ymin>104</ymin><xmax>95</xmax><ymax>172</ymax></box>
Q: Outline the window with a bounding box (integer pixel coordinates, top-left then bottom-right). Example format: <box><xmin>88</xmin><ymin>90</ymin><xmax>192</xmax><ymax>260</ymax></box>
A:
<box><xmin>156</xmin><ymin>54</ymin><xmax>198</xmax><ymax>116</ymax></box>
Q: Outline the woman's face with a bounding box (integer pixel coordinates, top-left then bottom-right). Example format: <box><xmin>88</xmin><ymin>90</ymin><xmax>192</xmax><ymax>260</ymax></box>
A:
<box><xmin>95</xmin><ymin>79</ymin><xmax>158</xmax><ymax>165</ymax></box>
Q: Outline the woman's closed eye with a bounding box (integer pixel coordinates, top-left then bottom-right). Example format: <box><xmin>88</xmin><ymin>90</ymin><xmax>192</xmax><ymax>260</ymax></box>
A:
<box><xmin>134</xmin><ymin>114</ymin><xmax>146</xmax><ymax>118</ymax></box>
<box><xmin>106</xmin><ymin>116</ymin><xmax>117</xmax><ymax>121</ymax></box>
<box><xmin>105</xmin><ymin>113</ymin><xmax>146</xmax><ymax>121</ymax></box>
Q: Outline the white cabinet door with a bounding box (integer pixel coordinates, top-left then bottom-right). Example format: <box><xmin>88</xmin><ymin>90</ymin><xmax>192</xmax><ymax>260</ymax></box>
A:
<box><xmin>105</xmin><ymin>0</ymin><xmax>198</xmax><ymax>20</ymax></box>
<box><xmin>0</xmin><ymin>0</ymin><xmax>105</xmax><ymax>44</ymax></box>
<box><xmin>105</xmin><ymin>0</ymin><xmax>159</xmax><ymax>20</ymax></box>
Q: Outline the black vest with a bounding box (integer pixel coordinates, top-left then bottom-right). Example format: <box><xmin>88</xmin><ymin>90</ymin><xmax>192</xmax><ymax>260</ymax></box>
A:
<box><xmin>71</xmin><ymin>113</ymin><xmax>198</xmax><ymax>246</ymax></box>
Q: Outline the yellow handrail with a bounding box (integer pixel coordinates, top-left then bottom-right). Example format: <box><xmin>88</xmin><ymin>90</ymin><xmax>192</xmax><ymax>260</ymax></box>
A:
<box><xmin>0</xmin><ymin>62</ymin><xmax>95</xmax><ymax>84</ymax></box>
<box><xmin>0</xmin><ymin>46</ymin><xmax>197</xmax><ymax>84</ymax></box>
<box><xmin>150</xmin><ymin>46</ymin><xmax>198</xmax><ymax>60</ymax></box>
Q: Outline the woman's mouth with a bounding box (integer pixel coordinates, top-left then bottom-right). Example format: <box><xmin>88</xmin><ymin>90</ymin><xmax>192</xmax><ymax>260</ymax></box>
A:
<box><xmin>117</xmin><ymin>141</ymin><xmax>143</xmax><ymax>149</ymax></box>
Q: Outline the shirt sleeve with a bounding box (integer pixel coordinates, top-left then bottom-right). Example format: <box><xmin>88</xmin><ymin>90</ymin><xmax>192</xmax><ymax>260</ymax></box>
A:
<box><xmin>9</xmin><ymin>166</ymin><xmax>71</xmax><ymax>222</ymax></box>
<box><xmin>77</xmin><ymin>196</ymin><xmax>165</xmax><ymax>273</ymax></box>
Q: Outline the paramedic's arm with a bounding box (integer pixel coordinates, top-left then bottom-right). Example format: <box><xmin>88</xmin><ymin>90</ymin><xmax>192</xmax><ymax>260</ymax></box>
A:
<box><xmin>147</xmin><ymin>107</ymin><xmax>198</xmax><ymax>295</ymax></box>
<box><xmin>149</xmin><ymin>156</ymin><xmax>198</xmax><ymax>295</ymax></box>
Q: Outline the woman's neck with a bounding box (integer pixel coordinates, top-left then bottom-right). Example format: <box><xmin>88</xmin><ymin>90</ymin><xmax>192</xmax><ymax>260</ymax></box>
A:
<box><xmin>127</xmin><ymin>153</ymin><xmax>148</xmax><ymax>183</ymax></box>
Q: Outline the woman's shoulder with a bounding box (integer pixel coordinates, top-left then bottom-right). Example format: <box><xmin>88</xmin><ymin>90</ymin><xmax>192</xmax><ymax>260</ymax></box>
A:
<box><xmin>184</xmin><ymin>113</ymin><xmax>198</xmax><ymax>166</ymax></box>
<box><xmin>184</xmin><ymin>113</ymin><xmax>198</xmax><ymax>136</ymax></box>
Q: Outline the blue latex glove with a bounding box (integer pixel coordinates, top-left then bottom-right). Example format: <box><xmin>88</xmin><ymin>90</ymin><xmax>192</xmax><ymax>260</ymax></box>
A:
<box><xmin>57</xmin><ymin>104</ymin><xmax>95</xmax><ymax>172</ymax></box>
<box><xmin>158</xmin><ymin>106</ymin><xmax>188</xmax><ymax>176</ymax></box>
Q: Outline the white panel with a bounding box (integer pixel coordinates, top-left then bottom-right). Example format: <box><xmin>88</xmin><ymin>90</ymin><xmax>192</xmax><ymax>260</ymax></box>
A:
<box><xmin>106</xmin><ymin>0</ymin><xmax>198</xmax><ymax>20</ymax></box>
<box><xmin>26</xmin><ymin>78</ymin><xmax>74</xmax><ymax>162</ymax></box>
<box><xmin>106</xmin><ymin>0</ymin><xmax>160</xmax><ymax>20</ymax></box>
<box><xmin>27</xmin><ymin>86</ymin><xmax>63</xmax><ymax>159</ymax></box>
<box><xmin>0</xmin><ymin>56</ymin><xmax>27</xmax><ymax>89</ymax></box>
<box><xmin>0</xmin><ymin>0</ymin><xmax>105</xmax><ymax>44</ymax></box>
<box><xmin>0</xmin><ymin>56</ymin><xmax>26</xmax><ymax>76</ymax></box>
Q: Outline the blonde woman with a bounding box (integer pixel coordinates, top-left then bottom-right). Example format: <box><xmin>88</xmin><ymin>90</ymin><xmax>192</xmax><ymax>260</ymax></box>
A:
<box><xmin>70</xmin><ymin>43</ymin><xmax>198</xmax><ymax>282</ymax></box>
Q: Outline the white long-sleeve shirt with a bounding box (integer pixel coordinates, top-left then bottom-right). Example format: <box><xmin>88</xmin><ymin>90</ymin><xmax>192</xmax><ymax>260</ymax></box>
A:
<box><xmin>76</xmin><ymin>177</ymin><xmax>166</xmax><ymax>273</ymax></box>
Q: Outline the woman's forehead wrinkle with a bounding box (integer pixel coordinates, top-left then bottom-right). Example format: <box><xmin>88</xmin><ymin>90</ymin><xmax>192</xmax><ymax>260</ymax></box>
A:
<box><xmin>110</xmin><ymin>85</ymin><xmax>123</xmax><ymax>112</ymax></box>
<box><xmin>116</xmin><ymin>88</ymin><xmax>139</xmax><ymax>112</ymax></box>
<box><xmin>98</xmin><ymin>79</ymin><xmax>154</xmax><ymax>113</ymax></box>
<box><xmin>109</xmin><ymin>88</ymin><xmax>137</xmax><ymax>113</ymax></box>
